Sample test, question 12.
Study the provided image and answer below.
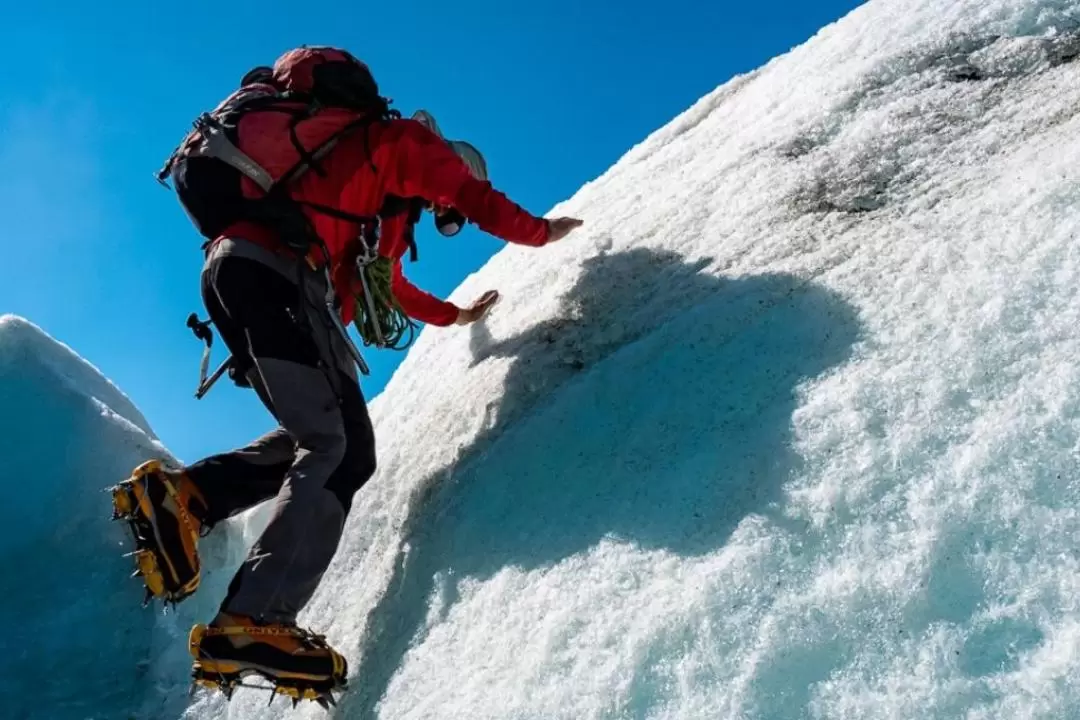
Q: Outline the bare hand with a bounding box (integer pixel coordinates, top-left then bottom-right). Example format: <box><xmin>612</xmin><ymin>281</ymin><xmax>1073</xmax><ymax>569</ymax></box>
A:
<box><xmin>546</xmin><ymin>217</ymin><xmax>584</xmax><ymax>243</ymax></box>
<box><xmin>455</xmin><ymin>290</ymin><xmax>500</xmax><ymax>325</ymax></box>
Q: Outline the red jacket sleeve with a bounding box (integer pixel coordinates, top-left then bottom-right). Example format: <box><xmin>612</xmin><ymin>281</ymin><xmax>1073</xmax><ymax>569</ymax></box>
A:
<box><xmin>391</xmin><ymin>259</ymin><xmax>459</xmax><ymax>327</ymax></box>
<box><xmin>375</xmin><ymin>210</ymin><xmax>458</xmax><ymax>326</ymax></box>
<box><xmin>374</xmin><ymin>120</ymin><xmax>550</xmax><ymax>247</ymax></box>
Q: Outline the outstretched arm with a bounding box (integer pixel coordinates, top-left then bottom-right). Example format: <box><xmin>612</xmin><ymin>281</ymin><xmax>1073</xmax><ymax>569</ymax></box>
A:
<box><xmin>376</xmin><ymin>120</ymin><xmax>580</xmax><ymax>246</ymax></box>
<box><xmin>390</xmin><ymin>259</ymin><xmax>460</xmax><ymax>327</ymax></box>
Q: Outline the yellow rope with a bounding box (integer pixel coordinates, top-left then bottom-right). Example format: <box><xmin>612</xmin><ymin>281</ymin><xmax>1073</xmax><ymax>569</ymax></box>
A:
<box><xmin>351</xmin><ymin>257</ymin><xmax>418</xmax><ymax>350</ymax></box>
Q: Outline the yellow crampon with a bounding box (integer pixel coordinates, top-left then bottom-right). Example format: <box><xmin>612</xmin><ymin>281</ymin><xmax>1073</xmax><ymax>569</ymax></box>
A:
<box><xmin>110</xmin><ymin>460</ymin><xmax>203</xmax><ymax>607</ymax></box>
<box><xmin>188</xmin><ymin>624</ymin><xmax>347</xmax><ymax>709</ymax></box>
<box><xmin>190</xmin><ymin>670</ymin><xmax>342</xmax><ymax>709</ymax></box>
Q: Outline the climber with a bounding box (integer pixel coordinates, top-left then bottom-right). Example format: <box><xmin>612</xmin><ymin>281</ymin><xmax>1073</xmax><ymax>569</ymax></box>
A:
<box><xmin>110</xmin><ymin>45</ymin><xmax>582</xmax><ymax>707</ymax></box>
<box><xmin>335</xmin><ymin>109</ymin><xmax>506</xmax><ymax>348</ymax></box>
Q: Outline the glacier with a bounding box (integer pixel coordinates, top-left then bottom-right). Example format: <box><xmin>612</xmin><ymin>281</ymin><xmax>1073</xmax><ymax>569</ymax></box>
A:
<box><xmin>9</xmin><ymin>0</ymin><xmax>1080</xmax><ymax>716</ymax></box>
<box><xmin>0</xmin><ymin>315</ymin><xmax>245</xmax><ymax>720</ymax></box>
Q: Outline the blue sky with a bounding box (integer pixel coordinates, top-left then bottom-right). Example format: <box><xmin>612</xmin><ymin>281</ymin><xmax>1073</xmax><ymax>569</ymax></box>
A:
<box><xmin>1</xmin><ymin>0</ymin><xmax>864</xmax><ymax>462</ymax></box>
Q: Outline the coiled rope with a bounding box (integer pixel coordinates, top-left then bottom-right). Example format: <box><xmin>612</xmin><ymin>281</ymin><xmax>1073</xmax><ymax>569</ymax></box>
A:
<box><xmin>352</xmin><ymin>256</ymin><xmax>418</xmax><ymax>350</ymax></box>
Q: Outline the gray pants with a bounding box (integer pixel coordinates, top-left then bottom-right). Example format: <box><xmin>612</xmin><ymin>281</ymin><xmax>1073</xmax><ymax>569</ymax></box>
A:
<box><xmin>186</xmin><ymin>239</ymin><xmax>377</xmax><ymax>624</ymax></box>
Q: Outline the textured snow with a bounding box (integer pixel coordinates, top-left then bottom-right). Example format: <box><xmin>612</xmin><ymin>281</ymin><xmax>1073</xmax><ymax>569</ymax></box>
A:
<box><xmin>11</xmin><ymin>0</ymin><xmax>1080</xmax><ymax>715</ymax></box>
<box><xmin>179</xmin><ymin>0</ymin><xmax>1080</xmax><ymax>717</ymax></box>
<box><xmin>0</xmin><ymin>315</ymin><xmax>246</xmax><ymax>720</ymax></box>
<box><xmin>167</xmin><ymin>0</ymin><xmax>1080</xmax><ymax>718</ymax></box>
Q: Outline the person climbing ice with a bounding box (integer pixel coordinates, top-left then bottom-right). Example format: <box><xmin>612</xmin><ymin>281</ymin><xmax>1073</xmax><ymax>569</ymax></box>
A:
<box><xmin>109</xmin><ymin>45</ymin><xmax>582</xmax><ymax>707</ymax></box>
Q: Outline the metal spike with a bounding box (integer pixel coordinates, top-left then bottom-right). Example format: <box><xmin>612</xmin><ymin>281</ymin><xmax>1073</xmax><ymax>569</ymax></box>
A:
<box><xmin>292</xmin><ymin>697</ymin><xmax>300</xmax><ymax>709</ymax></box>
<box><xmin>130</xmin><ymin>570</ymin><xmax>142</xmax><ymax>579</ymax></box>
<box><xmin>315</xmin><ymin>696</ymin><xmax>331</xmax><ymax>710</ymax></box>
<box><xmin>267</xmin><ymin>691</ymin><xmax>275</xmax><ymax>708</ymax></box>
<box><xmin>142</xmin><ymin>588</ymin><xmax>153</xmax><ymax>608</ymax></box>
<box><xmin>123</xmin><ymin>550</ymin><xmax>139</xmax><ymax>558</ymax></box>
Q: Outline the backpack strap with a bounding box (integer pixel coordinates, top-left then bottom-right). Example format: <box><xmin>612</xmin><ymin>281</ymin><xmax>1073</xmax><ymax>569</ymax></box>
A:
<box><xmin>295</xmin><ymin>199</ymin><xmax>377</xmax><ymax>225</ymax></box>
<box><xmin>162</xmin><ymin>93</ymin><xmax>389</xmax><ymax>266</ymax></box>
<box><xmin>273</xmin><ymin>113</ymin><xmax>376</xmax><ymax>190</ymax></box>
<box><xmin>287</xmin><ymin>107</ymin><xmax>327</xmax><ymax>177</ymax></box>
<box><xmin>193</xmin><ymin>113</ymin><xmax>275</xmax><ymax>192</ymax></box>
<box><xmin>377</xmin><ymin>195</ymin><xmax>423</xmax><ymax>263</ymax></box>
<box><xmin>186</xmin><ymin>107</ymin><xmax>381</xmax><ymax>242</ymax></box>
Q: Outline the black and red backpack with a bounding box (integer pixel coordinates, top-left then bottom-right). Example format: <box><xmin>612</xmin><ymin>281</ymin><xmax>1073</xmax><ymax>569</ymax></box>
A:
<box><xmin>157</xmin><ymin>46</ymin><xmax>399</xmax><ymax>253</ymax></box>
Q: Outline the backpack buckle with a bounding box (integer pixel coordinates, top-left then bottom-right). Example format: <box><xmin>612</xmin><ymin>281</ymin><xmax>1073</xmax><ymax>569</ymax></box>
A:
<box><xmin>193</xmin><ymin>112</ymin><xmax>217</xmax><ymax>131</ymax></box>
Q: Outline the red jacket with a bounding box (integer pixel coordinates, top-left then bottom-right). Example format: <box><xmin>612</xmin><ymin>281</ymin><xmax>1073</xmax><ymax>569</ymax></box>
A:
<box><xmin>377</xmin><ymin>211</ymin><xmax>460</xmax><ymax>326</ymax></box>
<box><xmin>216</xmin><ymin>111</ymin><xmax>550</xmax><ymax>324</ymax></box>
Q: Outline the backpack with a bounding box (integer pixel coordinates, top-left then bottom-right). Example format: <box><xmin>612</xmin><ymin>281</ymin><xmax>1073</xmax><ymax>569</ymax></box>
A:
<box><xmin>157</xmin><ymin>46</ymin><xmax>398</xmax><ymax>253</ymax></box>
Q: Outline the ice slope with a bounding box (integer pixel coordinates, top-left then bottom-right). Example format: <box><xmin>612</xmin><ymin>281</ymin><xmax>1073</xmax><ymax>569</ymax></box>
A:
<box><xmin>166</xmin><ymin>0</ymin><xmax>1080</xmax><ymax>717</ymax></box>
<box><xmin>0</xmin><ymin>315</ymin><xmax>243</xmax><ymax>720</ymax></box>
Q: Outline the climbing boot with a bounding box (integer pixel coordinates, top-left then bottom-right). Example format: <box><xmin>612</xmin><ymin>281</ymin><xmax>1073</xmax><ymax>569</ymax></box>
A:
<box><xmin>189</xmin><ymin>615</ymin><xmax>348</xmax><ymax>708</ymax></box>
<box><xmin>110</xmin><ymin>459</ymin><xmax>207</xmax><ymax>607</ymax></box>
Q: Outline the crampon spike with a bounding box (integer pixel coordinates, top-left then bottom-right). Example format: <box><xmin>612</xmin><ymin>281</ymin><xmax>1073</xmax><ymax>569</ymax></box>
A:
<box><xmin>142</xmin><ymin>588</ymin><xmax>154</xmax><ymax>608</ymax></box>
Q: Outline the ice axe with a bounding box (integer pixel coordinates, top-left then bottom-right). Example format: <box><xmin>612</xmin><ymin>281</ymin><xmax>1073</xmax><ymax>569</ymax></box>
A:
<box><xmin>186</xmin><ymin>293</ymin><xmax>370</xmax><ymax>401</ymax></box>
<box><xmin>187</xmin><ymin>313</ymin><xmax>232</xmax><ymax>400</ymax></box>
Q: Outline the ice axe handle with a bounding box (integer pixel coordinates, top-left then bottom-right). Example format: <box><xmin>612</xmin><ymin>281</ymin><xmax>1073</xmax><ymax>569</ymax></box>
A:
<box><xmin>195</xmin><ymin>357</ymin><xmax>231</xmax><ymax>400</ymax></box>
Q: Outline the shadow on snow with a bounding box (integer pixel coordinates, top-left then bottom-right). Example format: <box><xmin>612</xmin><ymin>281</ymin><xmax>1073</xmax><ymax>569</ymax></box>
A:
<box><xmin>337</xmin><ymin>246</ymin><xmax>862</xmax><ymax>718</ymax></box>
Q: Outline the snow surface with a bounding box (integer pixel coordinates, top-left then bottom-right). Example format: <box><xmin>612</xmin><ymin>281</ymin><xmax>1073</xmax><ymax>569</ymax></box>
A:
<box><xmin>181</xmin><ymin>0</ymin><xmax>1080</xmax><ymax>717</ymax></box>
<box><xmin>0</xmin><ymin>315</ymin><xmax>245</xmax><ymax>720</ymax></box>
<box><xmin>11</xmin><ymin>0</ymin><xmax>1080</xmax><ymax>716</ymax></box>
